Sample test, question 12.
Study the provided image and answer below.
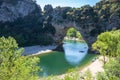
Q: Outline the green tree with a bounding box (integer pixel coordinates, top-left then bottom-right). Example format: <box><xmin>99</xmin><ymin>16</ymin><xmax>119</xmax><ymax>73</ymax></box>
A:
<box><xmin>66</xmin><ymin>27</ymin><xmax>83</xmax><ymax>40</ymax></box>
<box><xmin>92</xmin><ymin>32</ymin><xmax>109</xmax><ymax>64</ymax></box>
<box><xmin>76</xmin><ymin>31</ymin><xmax>82</xmax><ymax>39</ymax></box>
<box><xmin>66</xmin><ymin>28</ymin><xmax>76</xmax><ymax>38</ymax></box>
<box><xmin>104</xmin><ymin>58</ymin><xmax>120</xmax><ymax>79</ymax></box>
<box><xmin>92</xmin><ymin>30</ymin><xmax>120</xmax><ymax>63</ymax></box>
<box><xmin>0</xmin><ymin>37</ymin><xmax>39</xmax><ymax>80</ymax></box>
<box><xmin>92</xmin><ymin>30</ymin><xmax>120</xmax><ymax>79</ymax></box>
<box><xmin>97</xmin><ymin>58</ymin><xmax>120</xmax><ymax>80</ymax></box>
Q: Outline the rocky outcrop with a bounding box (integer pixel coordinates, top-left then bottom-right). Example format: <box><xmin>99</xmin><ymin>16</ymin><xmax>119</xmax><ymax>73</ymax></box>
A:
<box><xmin>42</xmin><ymin>0</ymin><xmax>120</xmax><ymax>51</ymax></box>
<box><xmin>0</xmin><ymin>0</ymin><xmax>38</xmax><ymax>22</ymax></box>
<box><xmin>48</xmin><ymin>5</ymin><xmax>99</xmax><ymax>48</ymax></box>
<box><xmin>51</xmin><ymin>0</ymin><xmax>120</xmax><ymax>48</ymax></box>
<box><xmin>0</xmin><ymin>0</ymin><xmax>120</xmax><ymax>51</ymax></box>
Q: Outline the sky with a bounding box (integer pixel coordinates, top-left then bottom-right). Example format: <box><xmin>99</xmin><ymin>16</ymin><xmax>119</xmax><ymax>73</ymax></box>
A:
<box><xmin>37</xmin><ymin>0</ymin><xmax>100</xmax><ymax>10</ymax></box>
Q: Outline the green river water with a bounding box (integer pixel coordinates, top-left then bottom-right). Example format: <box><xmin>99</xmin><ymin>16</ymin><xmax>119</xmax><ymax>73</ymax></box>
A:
<box><xmin>38</xmin><ymin>41</ymin><xmax>95</xmax><ymax>77</ymax></box>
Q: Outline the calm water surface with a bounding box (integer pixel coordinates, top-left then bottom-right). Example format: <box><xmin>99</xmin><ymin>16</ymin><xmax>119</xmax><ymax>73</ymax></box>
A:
<box><xmin>38</xmin><ymin>41</ymin><xmax>88</xmax><ymax>76</ymax></box>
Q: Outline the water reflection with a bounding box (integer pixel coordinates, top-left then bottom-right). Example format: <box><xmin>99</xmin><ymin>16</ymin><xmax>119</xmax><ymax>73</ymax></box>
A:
<box><xmin>63</xmin><ymin>41</ymin><xmax>88</xmax><ymax>65</ymax></box>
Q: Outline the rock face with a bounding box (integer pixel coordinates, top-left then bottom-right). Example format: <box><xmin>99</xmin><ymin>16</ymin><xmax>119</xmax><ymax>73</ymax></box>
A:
<box><xmin>48</xmin><ymin>2</ymin><xmax>119</xmax><ymax>50</ymax></box>
<box><xmin>46</xmin><ymin>0</ymin><xmax>119</xmax><ymax>51</ymax></box>
<box><xmin>0</xmin><ymin>0</ymin><xmax>38</xmax><ymax>22</ymax></box>
<box><xmin>51</xmin><ymin>20</ymin><xmax>97</xmax><ymax>51</ymax></box>
<box><xmin>0</xmin><ymin>0</ymin><xmax>120</xmax><ymax>51</ymax></box>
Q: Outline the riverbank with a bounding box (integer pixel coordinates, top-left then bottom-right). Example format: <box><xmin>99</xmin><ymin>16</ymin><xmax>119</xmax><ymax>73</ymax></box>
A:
<box><xmin>22</xmin><ymin>45</ymin><xmax>57</xmax><ymax>56</ymax></box>
<box><xmin>81</xmin><ymin>56</ymin><xmax>104</xmax><ymax>76</ymax></box>
<box><xmin>22</xmin><ymin>45</ymin><xmax>104</xmax><ymax>79</ymax></box>
<box><xmin>64</xmin><ymin>37</ymin><xmax>85</xmax><ymax>42</ymax></box>
<box><xmin>64</xmin><ymin>56</ymin><xmax>104</xmax><ymax>78</ymax></box>
<box><xmin>40</xmin><ymin>55</ymin><xmax>104</xmax><ymax>80</ymax></box>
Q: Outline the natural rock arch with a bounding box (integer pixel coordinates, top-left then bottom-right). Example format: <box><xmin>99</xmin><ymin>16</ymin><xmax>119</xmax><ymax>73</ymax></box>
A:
<box><xmin>52</xmin><ymin>21</ymin><xmax>98</xmax><ymax>52</ymax></box>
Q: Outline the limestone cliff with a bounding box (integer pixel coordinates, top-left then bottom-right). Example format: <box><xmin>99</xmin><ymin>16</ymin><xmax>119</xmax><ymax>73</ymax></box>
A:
<box><xmin>0</xmin><ymin>0</ymin><xmax>120</xmax><ymax>51</ymax></box>
<box><xmin>43</xmin><ymin>0</ymin><xmax>120</xmax><ymax>48</ymax></box>
<box><xmin>0</xmin><ymin>0</ymin><xmax>40</xmax><ymax>22</ymax></box>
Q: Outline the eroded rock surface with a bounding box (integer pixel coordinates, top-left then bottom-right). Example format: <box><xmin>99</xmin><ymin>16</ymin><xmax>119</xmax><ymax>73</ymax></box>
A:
<box><xmin>0</xmin><ymin>0</ymin><xmax>120</xmax><ymax>51</ymax></box>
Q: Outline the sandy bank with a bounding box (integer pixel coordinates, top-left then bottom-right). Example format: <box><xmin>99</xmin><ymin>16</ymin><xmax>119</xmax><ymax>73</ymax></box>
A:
<box><xmin>22</xmin><ymin>45</ymin><xmax>57</xmax><ymax>56</ymax></box>
<box><xmin>55</xmin><ymin>56</ymin><xmax>104</xmax><ymax>79</ymax></box>
<box><xmin>81</xmin><ymin>56</ymin><xmax>104</xmax><ymax>76</ymax></box>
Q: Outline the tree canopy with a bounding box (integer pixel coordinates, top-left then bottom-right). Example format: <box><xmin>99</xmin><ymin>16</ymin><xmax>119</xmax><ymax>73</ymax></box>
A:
<box><xmin>92</xmin><ymin>30</ymin><xmax>120</xmax><ymax>79</ymax></box>
<box><xmin>66</xmin><ymin>27</ymin><xmax>82</xmax><ymax>40</ymax></box>
<box><xmin>92</xmin><ymin>30</ymin><xmax>120</xmax><ymax>57</ymax></box>
<box><xmin>0</xmin><ymin>37</ymin><xmax>39</xmax><ymax>80</ymax></box>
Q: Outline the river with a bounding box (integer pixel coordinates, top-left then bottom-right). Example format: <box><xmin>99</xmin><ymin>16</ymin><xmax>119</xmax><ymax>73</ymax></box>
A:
<box><xmin>38</xmin><ymin>40</ymin><xmax>88</xmax><ymax>76</ymax></box>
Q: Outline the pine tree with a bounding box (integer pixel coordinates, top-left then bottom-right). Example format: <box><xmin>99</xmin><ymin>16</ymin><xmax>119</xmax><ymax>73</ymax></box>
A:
<box><xmin>0</xmin><ymin>37</ymin><xmax>39</xmax><ymax>80</ymax></box>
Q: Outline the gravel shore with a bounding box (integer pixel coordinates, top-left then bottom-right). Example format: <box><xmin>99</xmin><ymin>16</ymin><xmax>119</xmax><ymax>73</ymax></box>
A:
<box><xmin>22</xmin><ymin>45</ymin><xmax>57</xmax><ymax>56</ymax></box>
<box><xmin>81</xmin><ymin>56</ymin><xmax>104</xmax><ymax>76</ymax></box>
<box><xmin>22</xmin><ymin>45</ymin><xmax>104</xmax><ymax>78</ymax></box>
